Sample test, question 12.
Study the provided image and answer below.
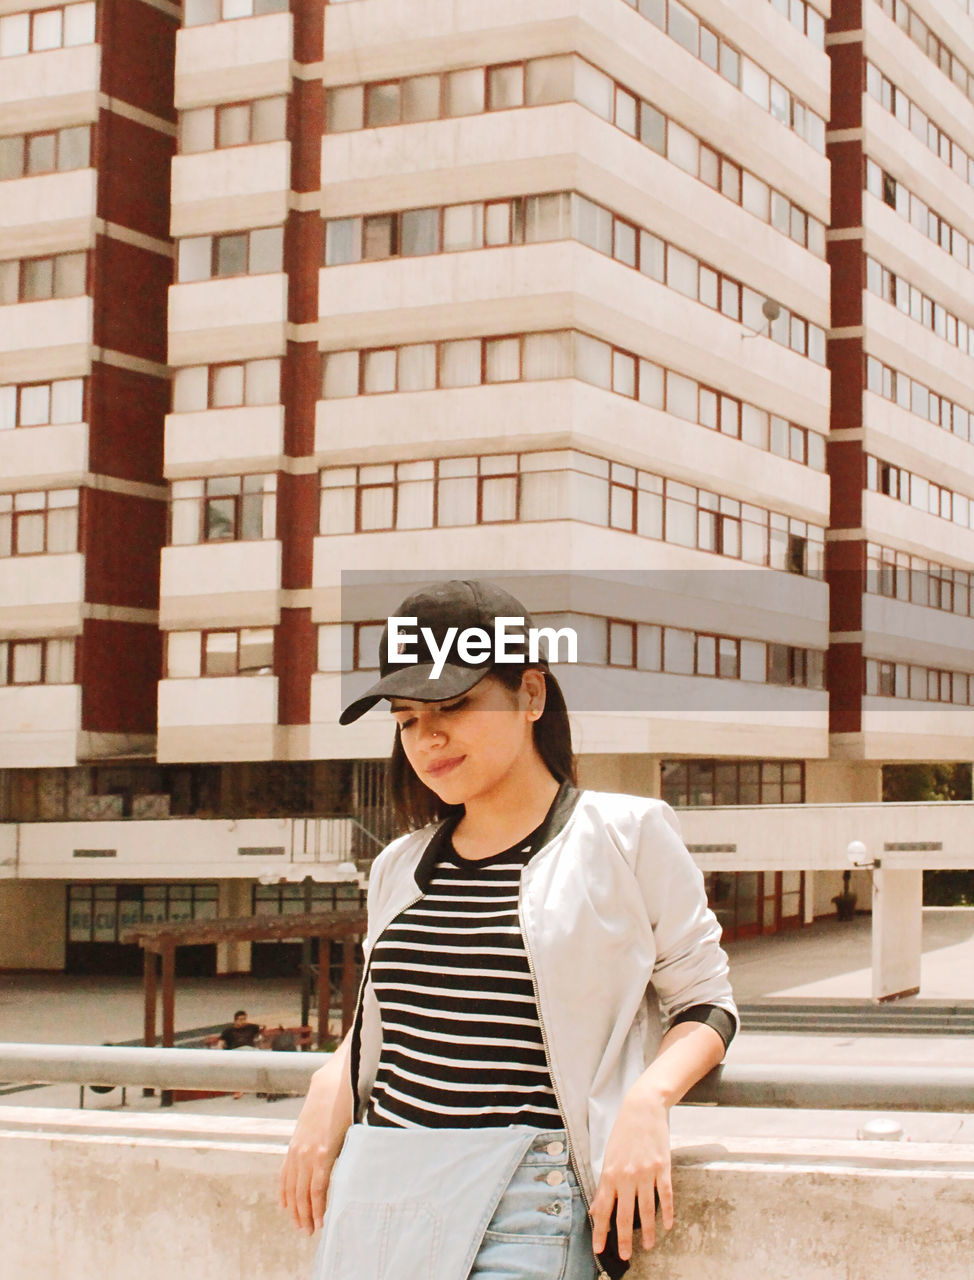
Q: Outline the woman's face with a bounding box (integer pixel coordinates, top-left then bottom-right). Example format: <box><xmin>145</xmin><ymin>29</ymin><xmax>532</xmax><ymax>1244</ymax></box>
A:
<box><xmin>390</xmin><ymin>671</ymin><xmax>545</xmax><ymax>809</ymax></box>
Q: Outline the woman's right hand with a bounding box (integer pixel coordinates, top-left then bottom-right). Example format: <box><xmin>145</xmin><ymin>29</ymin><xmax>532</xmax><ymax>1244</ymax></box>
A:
<box><xmin>279</xmin><ymin>1109</ymin><xmax>340</xmax><ymax>1235</ymax></box>
<box><xmin>279</xmin><ymin>1032</ymin><xmax>353</xmax><ymax>1235</ymax></box>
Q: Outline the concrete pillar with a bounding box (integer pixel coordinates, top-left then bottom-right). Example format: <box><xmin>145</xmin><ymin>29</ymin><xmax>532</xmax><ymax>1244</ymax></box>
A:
<box><xmin>804</xmin><ymin>759</ymin><xmax>883</xmax><ymax>803</ymax></box>
<box><xmin>0</xmin><ymin>881</ymin><xmax>66</xmax><ymax>970</ymax></box>
<box><xmin>872</xmin><ymin>867</ymin><xmax>923</xmax><ymax>1002</ymax></box>
<box><xmin>215</xmin><ymin>880</ymin><xmax>252</xmax><ymax>975</ymax></box>
<box><xmin>576</xmin><ymin>753</ymin><xmax>661</xmax><ymax>796</ymax></box>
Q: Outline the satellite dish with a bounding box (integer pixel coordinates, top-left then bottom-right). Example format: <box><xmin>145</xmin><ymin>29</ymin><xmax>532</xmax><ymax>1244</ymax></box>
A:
<box><xmin>761</xmin><ymin>297</ymin><xmax>781</xmax><ymax>323</ymax></box>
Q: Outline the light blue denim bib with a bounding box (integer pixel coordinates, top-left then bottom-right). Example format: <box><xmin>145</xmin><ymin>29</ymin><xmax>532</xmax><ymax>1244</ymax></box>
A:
<box><xmin>312</xmin><ymin>1124</ymin><xmax>538</xmax><ymax>1280</ymax></box>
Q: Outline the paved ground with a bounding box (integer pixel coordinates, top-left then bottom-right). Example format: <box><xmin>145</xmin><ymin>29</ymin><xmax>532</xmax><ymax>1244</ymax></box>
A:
<box><xmin>1</xmin><ymin>908</ymin><xmax>972</xmax><ymax>1142</ymax></box>
<box><xmin>726</xmin><ymin>907</ymin><xmax>974</xmax><ymax>1003</ymax></box>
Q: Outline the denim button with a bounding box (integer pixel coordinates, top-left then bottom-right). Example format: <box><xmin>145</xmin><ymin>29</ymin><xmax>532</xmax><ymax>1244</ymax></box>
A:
<box><xmin>545</xmin><ymin>1169</ymin><xmax>565</xmax><ymax>1186</ymax></box>
<box><xmin>546</xmin><ymin>1140</ymin><xmax>565</xmax><ymax>1156</ymax></box>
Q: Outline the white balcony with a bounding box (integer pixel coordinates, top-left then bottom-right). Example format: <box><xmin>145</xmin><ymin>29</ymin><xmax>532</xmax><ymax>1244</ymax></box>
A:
<box><xmin>675</xmin><ymin>798</ymin><xmax>974</xmax><ymax>871</ymax></box>
<box><xmin>175</xmin><ymin>12</ymin><xmax>293</xmax><ymax>108</ymax></box>
<box><xmin>318</xmin><ymin>242</ymin><xmax>830</xmax><ymax>433</ymax></box>
<box><xmin>862</xmin><ymin>491</ymin><xmax>974</xmax><ymax>566</ymax></box>
<box><xmin>10</xmin><ymin>813</ymin><xmax>357</xmax><ymax>880</ymax></box>
<box><xmin>863</xmin><ymin>2</ymin><xmax>974</xmax><ymax>161</ymax></box>
<box><xmin>862</xmin><ymin>593</ymin><xmax>974</xmax><ymax>672</ymax></box>
<box><xmin>0</xmin><ymin>685</ymin><xmax>81</xmax><ymax>768</ymax></box>
<box><xmin>863</xmin><ymin>195</ymin><xmax>974</xmax><ymax>327</ymax></box>
<box><xmin>863</xmin><ymin>293</ymin><xmax>973</xmax><ymax>418</ymax></box>
<box><xmin>310</xmin><ymin>668</ymin><xmax>828</xmax><ymax>761</ymax></box>
<box><xmin>168</xmin><ymin>274</ymin><xmax>288</xmax><ymax>366</ymax></box>
<box><xmin>863</xmin><ymin>96</ymin><xmax>974</xmax><ymax>242</ymax></box>
<box><xmin>861</xmin><ymin>391</ymin><xmax>974</xmax><ymax>487</ymax></box>
<box><xmin>0</xmin><ymin>422</ymin><xmax>88</xmax><ymax>489</ymax></box>
<box><xmin>171</xmin><ymin>142</ymin><xmax>290</xmax><ymax>238</ymax></box>
<box><xmin>160</xmin><ymin>540</ymin><xmax>282</xmax><ymax>629</ymax></box>
<box><xmin>157</xmin><ymin>674</ymin><xmax>279</xmax><ymax>762</ymax></box>
<box><xmin>315</xmin><ymin>380</ymin><xmax>829</xmax><ymax>522</ymax></box>
<box><xmin>0</xmin><ymin>44</ymin><xmax>100</xmax><ymax>133</ymax></box>
<box><xmin>0</xmin><ymin>169</ymin><xmax>97</xmax><ymax>260</ymax></box>
<box><xmin>321</xmin><ymin>104</ymin><xmax>829</xmax><ymax>328</ymax></box>
<box><xmin>0</xmin><ymin>297</ymin><xmax>93</xmax><ymax>385</ymax></box>
<box><xmin>165</xmin><ymin>405</ymin><xmax>285</xmax><ymax>475</ymax></box>
<box><xmin>324</xmin><ymin>0</ymin><xmax>829</xmax><ymax>202</ymax></box>
<box><xmin>859</xmin><ymin>701</ymin><xmax>974</xmax><ymax>762</ymax></box>
<box><xmin>0</xmin><ymin>553</ymin><xmax>85</xmax><ymax>632</ymax></box>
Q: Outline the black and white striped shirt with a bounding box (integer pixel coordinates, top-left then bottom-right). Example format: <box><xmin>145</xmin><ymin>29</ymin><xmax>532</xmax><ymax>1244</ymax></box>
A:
<box><xmin>365</xmin><ymin>832</ymin><xmax>563</xmax><ymax>1129</ymax></box>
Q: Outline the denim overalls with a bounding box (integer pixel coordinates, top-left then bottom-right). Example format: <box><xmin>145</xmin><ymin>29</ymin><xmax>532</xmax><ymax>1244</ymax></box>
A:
<box><xmin>312</xmin><ymin>1124</ymin><xmax>597</xmax><ymax>1280</ymax></box>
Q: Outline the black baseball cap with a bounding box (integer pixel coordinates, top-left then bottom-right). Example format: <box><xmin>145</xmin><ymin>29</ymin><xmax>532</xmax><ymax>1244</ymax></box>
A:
<box><xmin>339</xmin><ymin>579</ymin><xmax>546</xmax><ymax>725</ymax></box>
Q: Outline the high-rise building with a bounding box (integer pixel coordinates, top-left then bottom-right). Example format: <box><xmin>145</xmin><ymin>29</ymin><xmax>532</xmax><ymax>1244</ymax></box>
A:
<box><xmin>0</xmin><ymin>0</ymin><xmax>970</xmax><ymax>977</ymax></box>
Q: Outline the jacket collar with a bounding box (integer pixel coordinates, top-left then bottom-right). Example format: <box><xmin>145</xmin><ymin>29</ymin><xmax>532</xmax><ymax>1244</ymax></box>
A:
<box><xmin>413</xmin><ymin>779</ymin><xmax>581</xmax><ymax>893</ymax></box>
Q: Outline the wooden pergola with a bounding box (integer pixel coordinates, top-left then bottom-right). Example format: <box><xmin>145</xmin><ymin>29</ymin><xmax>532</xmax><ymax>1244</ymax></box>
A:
<box><xmin>122</xmin><ymin>910</ymin><xmax>368</xmax><ymax>1050</ymax></box>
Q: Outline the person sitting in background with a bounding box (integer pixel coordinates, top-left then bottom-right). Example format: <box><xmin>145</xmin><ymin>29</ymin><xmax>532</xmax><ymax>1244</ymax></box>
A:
<box><xmin>218</xmin><ymin>1010</ymin><xmax>262</xmax><ymax>1050</ymax></box>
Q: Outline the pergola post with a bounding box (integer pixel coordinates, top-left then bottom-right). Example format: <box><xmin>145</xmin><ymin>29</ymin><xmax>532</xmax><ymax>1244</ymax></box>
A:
<box><xmin>143</xmin><ymin>947</ymin><xmax>157</xmax><ymax>1049</ymax></box>
<box><xmin>317</xmin><ymin>934</ymin><xmax>330</xmax><ymax>1048</ymax></box>
<box><xmin>160</xmin><ymin>941</ymin><xmax>175</xmax><ymax>1047</ymax></box>
<box><xmin>160</xmin><ymin>940</ymin><xmax>176</xmax><ymax>1108</ymax></box>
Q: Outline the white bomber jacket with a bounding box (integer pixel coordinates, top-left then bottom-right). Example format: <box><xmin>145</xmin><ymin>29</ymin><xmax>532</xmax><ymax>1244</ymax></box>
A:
<box><xmin>348</xmin><ymin>785</ymin><xmax>738</xmax><ymax>1275</ymax></box>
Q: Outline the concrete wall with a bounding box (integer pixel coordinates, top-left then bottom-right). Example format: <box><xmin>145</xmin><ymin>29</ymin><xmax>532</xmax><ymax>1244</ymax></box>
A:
<box><xmin>0</xmin><ymin>881</ymin><xmax>65</xmax><ymax>970</ymax></box>
<box><xmin>0</xmin><ymin>1108</ymin><xmax>970</xmax><ymax>1279</ymax></box>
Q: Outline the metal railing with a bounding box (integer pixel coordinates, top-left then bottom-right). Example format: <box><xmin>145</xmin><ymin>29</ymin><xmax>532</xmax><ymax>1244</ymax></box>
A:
<box><xmin>1</xmin><ymin>1044</ymin><xmax>972</xmax><ymax>1111</ymax></box>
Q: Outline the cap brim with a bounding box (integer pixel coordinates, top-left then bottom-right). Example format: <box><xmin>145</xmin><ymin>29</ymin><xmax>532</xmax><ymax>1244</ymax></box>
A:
<box><xmin>338</xmin><ymin>662</ymin><xmax>491</xmax><ymax>725</ymax></box>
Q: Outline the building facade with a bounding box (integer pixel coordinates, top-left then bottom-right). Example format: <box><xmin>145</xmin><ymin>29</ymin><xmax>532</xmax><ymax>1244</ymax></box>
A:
<box><xmin>0</xmin><ymin>0</ymin><xmax>971</xmax><ymax>974</ymax></box>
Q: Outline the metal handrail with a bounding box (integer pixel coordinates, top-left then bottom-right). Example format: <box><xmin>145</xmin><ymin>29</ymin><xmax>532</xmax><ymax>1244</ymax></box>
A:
<box><xmin>0</xmin><ymin>1045</ymin><xmax>972</xmax><ymax>1110</ymax></box>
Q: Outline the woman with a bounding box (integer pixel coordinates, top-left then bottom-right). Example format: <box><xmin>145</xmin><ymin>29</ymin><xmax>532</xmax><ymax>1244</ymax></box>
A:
<box><xmin>280</xmin><ymin>579</ymin><xmax>737</xmax><ymax>1280</ymax></box>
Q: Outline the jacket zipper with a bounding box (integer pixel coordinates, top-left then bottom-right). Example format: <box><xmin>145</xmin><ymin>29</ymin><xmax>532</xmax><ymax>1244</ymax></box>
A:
<box><xmin>519</xmin><ymin>898</ymin><xmax>611</xmax><ymax>1280</ymax></box>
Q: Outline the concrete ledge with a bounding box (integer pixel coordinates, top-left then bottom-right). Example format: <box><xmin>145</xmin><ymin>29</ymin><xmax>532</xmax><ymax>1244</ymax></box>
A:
<box><xmin>0</xmin><ymin>1109</ymin><xmax>971</xmax><ymax>1279</ymax></box>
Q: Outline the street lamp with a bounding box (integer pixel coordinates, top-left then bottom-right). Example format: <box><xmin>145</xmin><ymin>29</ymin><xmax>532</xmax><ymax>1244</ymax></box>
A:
<box><xmin>847</xmin><ymin>840</ymin><xmax>881</xmax><ymax>870</ymax></box>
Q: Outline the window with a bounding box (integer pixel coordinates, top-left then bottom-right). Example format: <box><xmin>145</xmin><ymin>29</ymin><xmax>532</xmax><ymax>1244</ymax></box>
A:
<box><xmin>169</xmin><ymin>475</ymin><xmax>277</xmax><ymax>546</ymax></box>
<box><xmin>365</xmin><ymin>82</ymin><xmax>400</xmax><ymax>127</ymax></box>
<box><xmin>176</xmin><ymin>228</ymin><xmax>284</xmax><ymax>281</ymax></box>
<box><xmin>400</xmin><ymin>207</ymin><xmax>439</xmax><ymax>256</ymax></box>
<box><xmin>171</xmin><ymin>359</ymin><xmax>280</xmax><ymax>412</ymax></box>
<box><xmin>0</xmin><ymin>125</ymin><xmax>91</xmax><ymax>180</ymax></box>
<box><xmin>324</xmin><ymin>218</ymin><xmax>360</xmax><ymax>266</ymax></box>
<box><xmin>403</xmin><ymin>76</ymin><xmax>441</xmax><ymax>121</ymax></box>
<box><xmin>488</xmin><ymin>64</ymin><xmax>524</xmax><ymax>110</ymax></box>
<box><xmin>0</xmin><ymin>252</ymin><xmax>86</xmax><ymax>304</ymax></box>
<box><xmin>166</xmin><ymin>628</ymin><xmax>276</xmax><ymax>677</ymax></box>
<box><xmin>0</xmin><ymin>489</ymin><xmax>79</xmax><ymax>557</ymax></box>
<box><xmin>183</xmin><ymin>0</ymin><xmax>288</xmax><ymax>25</ymax></box>
<box><xmin>0</xmin><ymin>378</ymin><xmax>84</xmax><ymax>429</ymax></box>
<box><xmin>662</xmin><ymin>758</ymin><xmax>806</xmax><ymax>808</ymax></box>
<box><xmin>180</xmin><ymin>98</ymin><xmax>288</xmax><ymax>153</ymax></box>
<box><xmin>0</xmin><ymin>637</ymin><xmax>75</xmax><ymax>685</ymax></box>
<box><xmin>326</xmin><ymin>85</ymin><xmax>364</xmax><ymax>133</ymax></box>
<box><xmin>444</xmin><ymin>68</ymin><xmax>485</xmax><ymax>116</ymax></box>
<box><xmin>0</xmin><ymin>3</ymin><xmax>95</xmax><ymax>56</ymax></box>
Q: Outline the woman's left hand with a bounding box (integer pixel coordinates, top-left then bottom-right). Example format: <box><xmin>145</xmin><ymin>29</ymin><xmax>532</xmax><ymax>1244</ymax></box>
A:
<box><xmin>589</xmin><ymin>1083</ymin><xmax>673</xmax><ymax>1261</ymax></box>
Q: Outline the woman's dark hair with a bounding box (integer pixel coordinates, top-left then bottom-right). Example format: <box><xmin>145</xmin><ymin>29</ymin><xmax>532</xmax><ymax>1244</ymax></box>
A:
<box><xmin>389</xmin><ymin>665</ymin><xmax>576</xmax><ymax>832</ymax></box>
